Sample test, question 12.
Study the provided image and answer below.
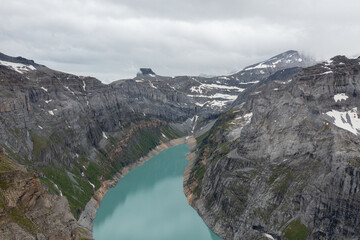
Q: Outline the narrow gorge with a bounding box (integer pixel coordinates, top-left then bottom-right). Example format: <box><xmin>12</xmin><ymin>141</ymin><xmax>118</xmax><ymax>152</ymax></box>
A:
<box><xmin>1</xmin><ymin>51</ymin><xmax>359</xmax><ymax>240</ymax></box>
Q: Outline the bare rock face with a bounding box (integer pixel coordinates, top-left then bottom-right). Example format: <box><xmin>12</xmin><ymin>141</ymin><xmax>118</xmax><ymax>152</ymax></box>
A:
<box><xmin>0</xmin><ymin>148</ymin><xmax>79</xmax><ymax>240</ymax></box>
<box><xmin>185</xmin><ymin>56</ymin><xmax>360</xmax><ymax>240</ymax></box>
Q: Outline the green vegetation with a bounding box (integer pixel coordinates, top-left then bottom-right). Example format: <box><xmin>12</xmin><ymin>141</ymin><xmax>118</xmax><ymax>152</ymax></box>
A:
<box><xmin>272</xmin><ymin>172</ymin><xmax>294</xmax><ymax>197</ymax></box>
<box><xmin>193</xmin><ymin>185</ymin><xmax>202</xmax><ymax>197</ymax></box>
<box><xmin>84</xmin><ymin>162</ymin><xmax>101</xmax><ymax>189</ymax></box>
<box><xmin>9</xmin><ymin>208</ymin><xmax>38</xmax><ymax>235</ymax></box>
<box><xmin>108</xmin><ymin>137</ymin><xmax>118</xmax><ymax>147</ymax></box>
<box><xmin>121</xmin><ymin>125</ymin><xmax>183</xmax><ymax>162</ymax></box>
<box><xmin>194</xmin><ymin>166</ymin><xmax>205</xmax><ymax>180</ymax></box>
<box><xmin>161</xmin><ymin>125</ymin><xmax>183</xmax><ymax>139</ymax></box>
<box><xmin>283</xmin><ymin>218</ymin><xmax>309</xmax><ymax>240</ymax></box>
<box><xmin>0</xmin><ymin>148</ymin><xmax>17</xmax><ymax>173</ymax></box>
<box><xmin>219</xmin><ymin>142</ymin><xmax>231</xmax><ymax>155</ymax></box>
<box><xmin>0</xmin><ymin>192</ymin><xmax>5</xmax><ymax>209</ymax></box>
<box><xmin>78</xmin><ymin>227</ymin><xmax>89</xmax><ymax>235</ymax></box>
<box><xmin>34</xmin><ymin>124</ymin><xmax>184</xmax><ymax>219</ymax></box>
<box><xmin>214</xmin><ymin>109</ymin><xmax>240</xmax><ymax>130</ymax></box>
<box><xmin>31</xmin><ymin>134</ymin><xmax>48</xmax><ymax>157</ymax></box>
<box><xmin>40</xmin><ymin>167</ymin><xmax>94</xmax><ymax>218</ymax></box>
<box><xmin>122</xmin><ymin>129</ymin><xmax>162</xmax><ymax>160</ymax></box>
<box><xmin>39</xmin><ymin>176</ymin><xmax>59</xmax><ymax>195</ymax></box>
<box><xmin>195</xmin><ymin>130</ymin><xmax>211</xmax><ymax>145</ymax></box>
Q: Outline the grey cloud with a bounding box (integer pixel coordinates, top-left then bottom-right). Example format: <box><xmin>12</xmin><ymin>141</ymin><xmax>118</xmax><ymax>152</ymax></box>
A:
<box><xmin>0</xmin><ymin>0</ymin><xmax>360</xmax><ymax>82</ymax></box>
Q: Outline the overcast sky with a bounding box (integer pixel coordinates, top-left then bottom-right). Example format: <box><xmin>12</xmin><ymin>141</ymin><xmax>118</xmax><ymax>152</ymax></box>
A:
<box><xmin>1</xmin><ymin>0</ymin><xmax>360</xmax><ymax>83</ymax></box>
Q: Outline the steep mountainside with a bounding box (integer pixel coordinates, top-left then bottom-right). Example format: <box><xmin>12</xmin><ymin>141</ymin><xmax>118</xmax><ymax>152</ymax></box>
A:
<box><xmin>0</xmin><ymin>148</ymin><xmax>78</xmax><ymax>240</ymax></box>
<box><xmin>185</xmin><ymin>56</ymin><xmax>360</xmax><ymax>240</ymax></box>
<box><xmin>0</xmin><ymin>50</ymin><xmax>314</xmax><ymax>239</ymax></box>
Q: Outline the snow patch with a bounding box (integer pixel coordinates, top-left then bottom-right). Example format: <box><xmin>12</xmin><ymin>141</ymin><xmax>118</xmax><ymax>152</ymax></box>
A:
<box><xmin>148</xmin><ymin>80</ymin><xmax>157</xmax><ymax>89</ymax></box>
<box><xmin>195</xmin><ymin>102</ymin><xmax>207</xmax><ymax>107</ymax></box>
<box><xmin>45</xmin><ymin>99</ymin><xmax>52</xmax><ymax>104</ymax></box>
<box><xmin>334</xmin><ymin>93</ymin><xmax>349</xmax><ymax>102</ymax></box>
<box><xmin>208</xmin><ymin>100</ymin><xmax>232</xmax><ymax>108</ymax></box>
<box><xmin>325</xmin><ymin>108</ymin><xmax>360</xmax><ymax>135</ymax></box>
<box><xmin>167</xmin><ymin>83</ymin><xmax>176</xmax><ymax>90</ymax></box>
<box><xmin>102</xmin><ymin>132</ymin><xmax>108</xmax><ymax>139</ymax></box>
<box><xmin>53</xmin><ymin>183</ymin><xmax>63</xmax><ymax>196</ymax></box>
<box><xmin>244</xmin><ymin>59</ymin><xmax>281</xmax><ymax>71</ymax></box>
<box><xmin>228</xmin><ymin>112</ymin><xmax>253</xmax><ymax>141</ymax></box>
<box><xmin>263</xmin><ymin>233</ymin><xmax>275</xmax><ymax>240</ymax></box>
<box><xmin>64</xmin><ymin>86</ymin><xmax>75</xmax><ymax>95</ymax></box>
<box><xmin>48</xmin><ymin>110</ymin><xmax>54</xmax><ymax>116</ymax></box>
<box><xmin>235</xmin><ymin>112</ymin><xmax>253</xmax><ymax>121</ymax></box>
<box><xmin>240</xmin><ymin>80</ymin><xmax>260</xmax><ymax>84</ymax></box>
<box><xmin>0</xmin><ymin>60</ymin><xmax>36</xmax><ymax>74</ymax></box>
<box><xmin>191</xmin><ymin>115</ymin><xmax>199</xmax><ymax>133</ymax></box>
<box><xmin>88</xmin><ymin>181</ymin><xmax>95</xmax><ymax>189</ymax></box>
<box><xmin>190</xmin><ymin>83</ymin><xmax>244</xmax><ymax>93</ymax></box>
<box><xmin>41</xmin><ymin>87</ymin><xmax>48</xmax><ymax>92</ymax></box>
<box><xmin>135</xmin><ymin>79</ymin><xmax>145</xmax><ymax>83</ymax></box>
<box><xmin>320</xmin><ymin>71</ymin><xmax>333</xmax><ymax>75</ymax></box>
<box><xmin>188</xmin><ymin>93</ymin><xmax>238</xmax><ymax>101</ymax></box>
<box><xmin>38</xmin><ymin>125</ymin><xmax>43</xmax><ymax>130</ymax></box>
<box><xmin>82</xmin><ymin>80</ymin><xmax>86</xmax><ymax>91</ymax></box>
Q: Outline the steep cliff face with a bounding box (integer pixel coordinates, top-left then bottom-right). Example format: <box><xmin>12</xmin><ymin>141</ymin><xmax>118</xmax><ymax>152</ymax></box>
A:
<box><xmin>185</xmin><ymin>56</ymin><xmax>360</xmax><ymax>240</ymax></box>
<box><xmin>0</xmin><ymin>50</ymin><xmax>314</xmax><ymax>239</ymax></box>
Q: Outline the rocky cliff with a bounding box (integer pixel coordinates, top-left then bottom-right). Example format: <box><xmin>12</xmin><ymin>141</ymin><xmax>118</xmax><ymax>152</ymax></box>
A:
<box><xmin>185</xmin><ymin>56</ymin><xmax>360</xmax><ymax>239</ymax></box>
<box><xmin>0</xmin><ymin>50</ymin><xmax>314</xmax><ymax>239</ymax></box>
<box><xmin>0</xmin><ymin>147</ymin><xmax>79</xmax><ymax>240</ymax></box>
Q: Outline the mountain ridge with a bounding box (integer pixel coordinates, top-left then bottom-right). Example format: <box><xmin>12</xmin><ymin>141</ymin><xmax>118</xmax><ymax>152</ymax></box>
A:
<box><xmin>0</xmin><ymin>50</ymin><xmax>318</xmax><ymax>239</ymax></box>
<box><xmin>185</xmin><ymin>54</ymin><xmax>360</xmax><ymax>240</ymax></box>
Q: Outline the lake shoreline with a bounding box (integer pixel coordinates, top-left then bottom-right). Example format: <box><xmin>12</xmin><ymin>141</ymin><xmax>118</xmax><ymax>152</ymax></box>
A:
<box><xmin>77</xmin><ymin>136</ymin><xmax>191</xmax><ymax>238</ymax></box>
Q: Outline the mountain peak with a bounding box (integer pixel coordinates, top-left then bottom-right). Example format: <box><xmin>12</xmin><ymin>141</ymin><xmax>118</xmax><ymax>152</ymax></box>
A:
<box><xmin>138</xmin><ymin>68</ymin><xmax>156</xmax><ymax>76</ymax></box>
<box><xmin>243</xmin><ymin>50</ymin><xmax>312</xmax><ymax>71</ymax></box>
<box><xmin>0</xmin><ymin>52</ymin><xmax>39</xmax><ymax>66</ymax></box>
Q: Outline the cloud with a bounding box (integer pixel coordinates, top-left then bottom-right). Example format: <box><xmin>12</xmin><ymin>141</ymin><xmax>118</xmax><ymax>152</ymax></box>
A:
<box><xmin>0</xmin><ymin>0</ymin><xmax>360</xmax><ymax>82</ymax></box>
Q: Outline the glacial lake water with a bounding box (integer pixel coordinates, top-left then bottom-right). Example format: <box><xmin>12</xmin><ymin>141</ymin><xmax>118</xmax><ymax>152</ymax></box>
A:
<box><xmin>93</xmin><ymin>144</ymin><xmax>223</xmax><ymax>240</ymax></box>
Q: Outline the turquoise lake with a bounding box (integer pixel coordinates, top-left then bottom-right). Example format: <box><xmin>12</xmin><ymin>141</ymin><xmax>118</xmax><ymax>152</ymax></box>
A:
<box><xmin>93</xmin><ymin>144</ymin><xmax>223</xmax><ymax>240</ymax></box>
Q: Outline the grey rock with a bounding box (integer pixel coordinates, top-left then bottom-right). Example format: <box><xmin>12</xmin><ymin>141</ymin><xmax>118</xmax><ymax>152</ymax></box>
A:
<box><xmin>185</xmin><ymin>56</ymin><xmax>360</xmax><ymax>240</ymax></box>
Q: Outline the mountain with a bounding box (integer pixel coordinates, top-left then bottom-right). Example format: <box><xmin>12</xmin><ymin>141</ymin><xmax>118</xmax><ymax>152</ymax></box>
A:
<box><xmin>230</xmin><ymin>50</ymin><xmax>315</xmax><ymax>83</ymax></box>
<box><xmin>184</xmin><ymin>56</ymin><xmax>360</xmax><ymax>239</ymax></box>
<box><xmin>0</xmin><ymin>50</ymin><xmax>315</xmax><ymax>239</ymax></box>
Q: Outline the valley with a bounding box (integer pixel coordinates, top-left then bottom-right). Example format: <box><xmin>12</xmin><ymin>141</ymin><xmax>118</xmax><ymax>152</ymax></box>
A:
<box><xmin>1</xmin><ymin>50</ymin><xmax>359</xmax><ymax>240</ymax></box>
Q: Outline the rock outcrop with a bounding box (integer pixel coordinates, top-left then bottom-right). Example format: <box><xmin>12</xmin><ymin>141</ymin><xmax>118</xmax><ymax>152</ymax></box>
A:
<box><xmin>0</xmin><ymin>148</ymin><xmax>79</xmax><ymax>240</ymax></box>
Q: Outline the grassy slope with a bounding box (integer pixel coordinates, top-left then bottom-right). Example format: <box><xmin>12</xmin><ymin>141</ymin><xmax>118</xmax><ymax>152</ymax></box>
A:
<box><xmin>29</xmin><ymin>123</ymin><xmax>184</xmax><ymax>219</ymax></box>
